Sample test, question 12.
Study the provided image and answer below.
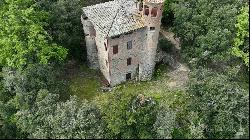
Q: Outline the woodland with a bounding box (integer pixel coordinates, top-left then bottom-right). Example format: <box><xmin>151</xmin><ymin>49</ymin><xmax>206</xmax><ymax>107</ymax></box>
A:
<box><xmin>0</xmin><ymin>0</ymin><xmax>249</xmax><ymax>139</ymax></box>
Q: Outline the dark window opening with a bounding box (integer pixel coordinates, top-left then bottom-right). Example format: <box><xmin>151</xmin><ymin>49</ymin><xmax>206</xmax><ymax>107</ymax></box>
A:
<box><xmin>144</xmin><ymin>5</ymin><xmax>149</xmax><ymax>16</ymax></box>
<box><xmin>113</xmin><ymin>45</ymin><xmax>118</xmax><ymax>54</ymax></box>
<box><xmin>151</xmin><ymin>7</ymin><xmax>158</xmax><ymax>17</ymax></box>
<box><xmin>139</xmin><ymin>3</ymin><xmax>143</xmax><ymax>11</ymax></box>
<box><xmin>104</xmin><ymin>42</ymin><xmax>107</xmax><ymax>51</ymax></box>
<box><xmin>127</xmin><ymin>57</ymin><xmax>132</xmax><ymax>66</ymax></box>
<box><xmin>150</xmin><ymin>27</ymin><xmax>155</xmax><ymax>31</ymax></box>
<box><xmin>127</xmin><ymin>41</ymin><xmax>132</xmax><ymax>50</ymax></box>
<box><xmin>126</xmin><ymin>73</ymin><xmax>131</xmax><ymax>81</ymax></box>
<box><xmin>85</xmin><ymin>33</ymin><xmax>89</xmax><ymax>36</ymax></box>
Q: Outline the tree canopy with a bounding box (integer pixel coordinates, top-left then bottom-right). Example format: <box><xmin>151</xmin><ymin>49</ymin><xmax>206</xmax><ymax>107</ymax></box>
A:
<box><xmin>0</xmin><ymin>0</ymin><xmax>67</xmax><ymax>69</ymax></box>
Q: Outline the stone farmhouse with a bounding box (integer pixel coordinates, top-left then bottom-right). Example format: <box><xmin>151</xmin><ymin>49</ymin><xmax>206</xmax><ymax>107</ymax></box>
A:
<box><xmin>81</xmin><ymin>0</ymin><xmax>164</xmax><ymax>87</ymax></box>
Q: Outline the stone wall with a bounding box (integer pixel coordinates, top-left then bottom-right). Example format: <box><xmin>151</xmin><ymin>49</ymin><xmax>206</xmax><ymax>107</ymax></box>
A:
<box><xmin>108</xmin><ymin>28</ymin><xmax>147</xmax><ymax>87</ymax></box>
<box><xmin>81</xmin><ymin>15</ymin><xmax>99</xmax><ymax>69</ymax></box>
<box><xmin>95</xmin><ymin>34</ymin><xmax>110</xmax><ymax>83</ymax></box>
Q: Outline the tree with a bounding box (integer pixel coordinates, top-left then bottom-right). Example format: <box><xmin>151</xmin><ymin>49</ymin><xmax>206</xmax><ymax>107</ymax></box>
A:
<box><xmin>96</xmin><ymin>93</ymin><xmax>158</xmax><ymax>139</ymax></box>
<box><xmin>36</xmin><ymin>0</ymin><xmax>85</xmax><ymax>61</ymax></box>
<box><xmin>187</xmin><ymin>68</ymin><xmax>249</xmax><ymax>139</ymax></box>
<box><xmin>0</xmin><ymin>0</ymin><xmax>67</xmax><ymax>69</ymax></box>
<box><xmin>15</xmin><ymin>89</ymin><xmax>104</xmax><ymax>139</ymax></box>
<box><xmin>232</xmin><ymin>4</ymin><xmax>249</xmax><ymax>68</ymax></box>
<box><xmin>1</xmin><ymin>64</ymin><xmax>69</xmax><ymax>109</ymax></box>
<box><xmin>153</xmin><ymin>103</ymin><xmax>176</xmax><ymax>139</ymax></box>
<box><xmin>162</xmin><ymin>0</ymin><xmax>175</xmax><ymax>26</ymax></box>
<box><xmin>171</xmin><ymin>0</ymin><xmax>247</xmax><ymax>67</ymax></box>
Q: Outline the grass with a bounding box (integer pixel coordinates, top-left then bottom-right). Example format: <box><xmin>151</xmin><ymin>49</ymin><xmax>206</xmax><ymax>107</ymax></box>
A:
<box><xmin>68</xmin><ymin>62</ymin><xmax>172</xmax><ymax>102</ymax></box>
<box><xmin>68</xmin><ymin>65</ymin><xmax>101</xmax><ymax>101</ymax></box>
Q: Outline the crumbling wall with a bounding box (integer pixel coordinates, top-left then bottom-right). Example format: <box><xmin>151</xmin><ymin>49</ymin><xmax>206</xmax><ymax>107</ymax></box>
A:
<box><xmin>81</xmin><ymin>15</ymin><xmax>99</xmax><ymax>69</ymax></box>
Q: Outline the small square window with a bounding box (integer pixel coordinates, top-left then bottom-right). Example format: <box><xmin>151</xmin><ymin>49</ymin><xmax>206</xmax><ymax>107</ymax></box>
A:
<box><xmin>127</xmin><ymin>57</ymin><xmax>132</xmax><ymax>66</ymax></box>
<box><xmin>150</xmin><ymin>27</ymin><xmax>155</xmax><ymax>31</ymax></box>
<box><xmin>113</xmin><ymin>45</ymin><xmax>118</xmax><ymax>54</ymax></box>
<box><xmin>126</xmin><ymin>73</ymin><xmax>131</xmax><ymax>81</ymax></box>
<box><xmin>127</xmin><ymin>41</ymin><xmax>132</xmax><ymax>50</ymax></box>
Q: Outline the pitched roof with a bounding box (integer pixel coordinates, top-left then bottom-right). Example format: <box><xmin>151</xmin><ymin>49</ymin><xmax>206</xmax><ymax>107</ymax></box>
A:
<box><xmin>145</xmin><ymin>0</ymin><xmax>164</xmax><ymax>3</ymax></box>
<box><xmin>82</xmin><ymin>0</ymin><xmax>145</xmax><ymax>38</ymax></box>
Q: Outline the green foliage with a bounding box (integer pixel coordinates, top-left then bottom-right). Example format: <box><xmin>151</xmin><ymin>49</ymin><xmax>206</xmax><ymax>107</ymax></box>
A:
<box><xmin>187</xmin><ymin>68</ymin><xmax>249</xmax><ymax>139</ymax></box>
<box><xmin>232</xmin><ymin>4</ymin><xmax>249</xmax><ymax>68</ymax></box>
<box><xmin>153</xmin><ymin>103</ymin><xmax>176</xmax><ymax>139</ymax></box>
<box><xmin>158</xmin><ymin>38</ymin><xmax>174</xmax><ymax>52</ymax></box>
<box><xmin>0</xmin><ymin>0</ymin><xmax>67</xmax><ymax>69</ymax></box>
<box><xmin>171</xmin><ymin>0</ymin><xmax>247</xmax><ymax>67</ymax></box>
<box><xmin>96</xmin><ymin>92</ymin><xmax>158</xmax><ymax>139</ymax></box>
<box><xmin>2</xmin><ymin>64</ymin><xmax>69</xmax><ymax>106</ymax></box>
<box><xmin>36</xmin><ymin>0</ymin><xmax>85</xmax><ymax>61</ymax></box>
<box><xmin>162</xmin><ymin>0</ymin><xmax>174</xmax><ymax>26</ymax></box>
<box><xmin>15</xmin><ymin>89</ymin><xmax>104</xmax><ymax>139</ymax></box>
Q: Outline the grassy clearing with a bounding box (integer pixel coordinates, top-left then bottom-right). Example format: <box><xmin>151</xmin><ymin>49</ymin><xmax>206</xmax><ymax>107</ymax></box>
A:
<box><xmin>68</xmin><ymin>63</ymin><xmax>172</xmax><ymax>101</ymax></box>
<box><xmin>68</xmin><ymin>64</ymin><xmax>102</xmax><ymax>101</ymax></box>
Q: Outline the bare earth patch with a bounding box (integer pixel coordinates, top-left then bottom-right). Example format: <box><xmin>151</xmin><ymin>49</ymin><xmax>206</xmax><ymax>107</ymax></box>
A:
<box><xmin>160</xmin><ymin>28</ymin><xmax>190</xmax><ymax>91</ymax></box>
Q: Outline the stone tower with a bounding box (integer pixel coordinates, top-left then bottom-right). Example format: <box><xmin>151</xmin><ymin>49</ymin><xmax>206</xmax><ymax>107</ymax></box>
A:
<box><xmin>139</xmin><ymin>0</ymin><xmax>164</xmax><ymax>80</ymax></box>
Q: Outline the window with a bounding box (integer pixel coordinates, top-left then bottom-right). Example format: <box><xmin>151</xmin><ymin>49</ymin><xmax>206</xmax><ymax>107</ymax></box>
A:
<box><xmin>139</xmin><ymin>3</ymin><xmax>143</xmax><ymax>11</ymax></box>
<box><xmin>150</xmin><ymin>27</ymin><xmax>155</xmax><ymax>31</ymax></box>
<box><xmin>144</xmin><ymin>5</ymin><xmax>149</xmax><ymax>16</ymax></box>
<box><xmin>151</xmin><ymin>7</ymin><xmax>158</xmax><ymax>17</ymax></box>
<box><xmin>104</xmin><ymin>42</ymin><xmax>107</xmax><ymax>51</ymax></box>
<box><xmin>113</xmin><ymin>45</ymin><xmax>118</xmax><ymax>54</ymax></box>
<box><xmin>126</xmin><ymin>73</ymin><xmax>131</xmax><ymax>81</ymax></box>
<box><xmin>127</xmin><ymin>41</ymin><xmax>132</xmax><ymax>50</ymax></box>
<box><xmin>127</xmin><ymin>57</ymin><xmax>132</xmax><ymax>66</ymax></box>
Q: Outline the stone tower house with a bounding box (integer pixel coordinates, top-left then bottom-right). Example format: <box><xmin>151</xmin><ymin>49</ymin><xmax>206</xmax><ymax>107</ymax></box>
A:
<box><xmin>81</xmin><ymin>0</ymin><xmax>164</xmax><ymax>87</ymax></box>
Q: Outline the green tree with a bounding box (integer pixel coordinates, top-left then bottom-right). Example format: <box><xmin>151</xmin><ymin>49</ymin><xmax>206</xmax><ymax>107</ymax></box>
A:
<box><xmin>36</xmin><ymin>0</ymin><xmax>85</xmax><ymax>61</ymax></box>
<box><xmin>153</xmin><ymin>103</ymin><xmax>176</xmax><ymax>139</ymax></box>
<box><xmin>96</xmin><ymin>93</ymin><xmax>158</xmax><ymax>139</ymax></box>
<box><xmin>171</xmin><ymin>0</ymin><xmax>247</xmax><ymax>67</ymax></box>
<box><xmin>0</xmin><ymin>0</ymin><xmax>67</xmax><ymax>69</ymax></box>
<box><xmin>162</xmin><ymin>0</ymin><xmax>174</xmax><ymax>26</ymax></box>
<box><xmin>232</xmin><ymin>4</ymin><xmax>249</xmax><ymax>68</ymax></box>
<box><xmin>16</xmin><ymin>89</ymin><xmax>104</xmax><ymax>139</ymax></box>
<box><xmin>187</xmin><ymin>68</ymin><xmax>249</xmax><ymax>139</ymax></box>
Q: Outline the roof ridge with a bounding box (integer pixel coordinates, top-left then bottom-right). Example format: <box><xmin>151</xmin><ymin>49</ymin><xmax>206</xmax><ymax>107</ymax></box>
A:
<box><xmin>107</xmin><ymin>0</ymin><xmax>126</xmax><ymax>37</ymax></box>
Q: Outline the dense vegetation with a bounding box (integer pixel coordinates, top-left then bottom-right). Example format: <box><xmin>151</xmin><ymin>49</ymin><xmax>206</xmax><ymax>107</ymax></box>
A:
<box><xmin>0</xmin><ymin>0</ymin><xmax>249</xmax><ymax>139</ymax></box>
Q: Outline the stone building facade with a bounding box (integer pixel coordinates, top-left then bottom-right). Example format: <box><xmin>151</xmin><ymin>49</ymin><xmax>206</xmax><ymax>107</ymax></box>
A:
<box><xmin>81</xmin><ymin>0</ymin><xmax>164</xmax><ymax>87</ymax></box>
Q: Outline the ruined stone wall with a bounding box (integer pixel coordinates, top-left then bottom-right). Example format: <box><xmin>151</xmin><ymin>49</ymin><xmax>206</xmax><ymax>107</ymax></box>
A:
<box><xmin>81</xmin><ymin>15</ymin><xmax>99</xmax><ymax>69</ymax></box>
<box><xmin>140</xmin><ymin>1</ymin><xmax>163</xmax><ymax>81</ymax></box>
<box><xmin>108</xmin><ymin>28</ymin><xmax>147</xmax><ymax>87</ymax></box>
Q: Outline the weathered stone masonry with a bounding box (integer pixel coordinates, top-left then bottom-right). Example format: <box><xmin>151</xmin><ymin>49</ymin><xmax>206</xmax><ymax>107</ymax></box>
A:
<box><xmin>81</xmin><ymin>0</ymin><xmax>164</xmax><ymax>87</ymax></box>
